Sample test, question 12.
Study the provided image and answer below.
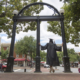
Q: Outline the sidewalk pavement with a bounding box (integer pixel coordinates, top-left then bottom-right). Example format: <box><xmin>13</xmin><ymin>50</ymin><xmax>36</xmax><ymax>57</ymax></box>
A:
<box><xmin>13</xmin><ymin>66</ymin><xmax>32</xmax><ymax>70</ymax></box>
<box><xmin>0</xmin><ymin>66</ymin><xmax>80</xmax><ymax>80</ymax></box>
<box><xmin>13</xmin><ymin>66</ymin><xmax>79</xmax><ymax>73</ymax></box>
<box><xmin>0</xmin><ymin>72</ymin><xmax>80</xmax><ymax>80</ymax></box>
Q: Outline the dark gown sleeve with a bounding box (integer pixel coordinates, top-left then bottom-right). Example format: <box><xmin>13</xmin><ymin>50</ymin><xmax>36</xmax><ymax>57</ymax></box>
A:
<box><xmin>54</xmin><ymin>44</ymin><xmax>62</xmax><ymax>51</ymax></box>
<box><xmin>41</xmin><ymin>43</ymin><xmax>48</xmax><ymax>50</ymax></box>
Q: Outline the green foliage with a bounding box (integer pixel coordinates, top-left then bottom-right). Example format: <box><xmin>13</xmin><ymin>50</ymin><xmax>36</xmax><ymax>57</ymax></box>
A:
<box><xmin>0</xmin><ymin>0</ymin><xmax>43</xmax><ymax>37</ymax></box>
<box><xmin>57</xmin><ymin>51</ymin><xmax>63</xmax><ymax>63</ymax></box>
<box><xmin>57</xmin><ymin>48</ymin><xmax>79</xmax><ymax>63</ymax></box>
<box><xmin>67</xmin><ymin>48</ymin><xmax>78</xmax><ymax>63</ymax></box>
<box><xmin>69</xmin><ymin>53</ymin><xmax>78</xmax><ymax>63</ymax></box>
<box><xmin>32</xmin><ymin>51</ymin><xmax>36</xmax><ymax>60</ymax></box>
<box><xmin>48</xmin><ymin>0</ymin><xmax>80</xmax><ymax>46</ymax></box>
<box><xmin>40</xmin><ymin>51</ymin><xmax>47</xmax><ymax>61</ymax></box>
<box><xmin>77</xmin><ymin>56</ymin><xmax>80</xmax><ymax>62</ymax></box>
<box><xmin>1</xmin><ymin>48</ymin><xmax>9</xmax><ymax>59</ymax></box>
<box><xmin>67</xmin><ymin>48</ymin><xmax>75</xmax><ymax>54</ymax></box>
<box><xmin>15</xmin><ymin>36</ymin><xmax>36</xmax><ymax>59</ymax></box>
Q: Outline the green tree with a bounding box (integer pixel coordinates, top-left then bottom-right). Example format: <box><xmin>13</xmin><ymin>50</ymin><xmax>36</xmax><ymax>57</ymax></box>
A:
<box><xmin>77</xmin><ymin>55</ymin><xmax>80</xmax><ymax>62</ymax></box>
<box><xmin>57</xmin><ymin>51</ymin><xmax>63</xmax><ymax>64</ymax></box>
<box><xmin>67</xmin><ymin>48</ymin><xmax>78</xmax><ymax>63</ymax></box>
<box><xmin>0</xmin><ymin>0</ymin><xmax>43</xmax><ymax>37</ymax></box>
<box><xmin>48</xmin><ymin>0</ymin><xmax>80</xmax><ymax>46</ymax></box>
<box><xmin>1</xmin><ymin>48</ymin><xmax>9</xmax><ymax>59</ymax></box>
<box><xmin>57</xmin><ymin>48</ymin><xmax>79</xmax><ymax>63</ymax></box>
<box><xmin>15</xmin><ymin>36</ymin><xmax>36</xmax><ymax>60</ymax></box>
<box><xmin>40</xmin><ymin>51</ymin><xmax>47</xmax><ymax>61</ymax></box>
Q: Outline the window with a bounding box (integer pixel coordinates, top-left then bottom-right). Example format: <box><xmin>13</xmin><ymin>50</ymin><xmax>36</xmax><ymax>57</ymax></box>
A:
<box><xmin>7</xmin><ymin>47</ymin><xmax>9</xmax><ymax>50</ymax></box>
<box><xmin>16</xmin><ymin>54</ymin><xmax>19</xmax><ymax>58</ymax></box>
<box><xmin>22</xmin><ymin>54</ymin><xmax>25</xmax><ymax>58</ymax></box>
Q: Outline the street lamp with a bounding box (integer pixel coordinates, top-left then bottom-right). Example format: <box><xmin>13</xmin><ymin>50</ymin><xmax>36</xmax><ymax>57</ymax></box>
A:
<box><xmin>13</xmin><ymin>10</ymin><xmax>18</xmax><ymax>15</ymax></box>
<box><xmin>60</xmin><ymin>9</ymin><xmax>64</xmax><ymax>14</ymax></box>
<box><xmin>5</xmin><ymin>10</ymin><xmax>18</xmax><ymax>72</ymax></box>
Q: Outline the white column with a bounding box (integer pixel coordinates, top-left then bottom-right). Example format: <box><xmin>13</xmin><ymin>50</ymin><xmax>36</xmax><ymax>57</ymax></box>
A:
<box><xmin>26</xmin><ymin>61</ymin><xmax>27</xmax><ymax>66</ymax></box>
<box><xmin>23</xmin><ymin>61</ymin><xmax>25</xmax><ymax>67</ymax></box>
<box><xmin>16</xmin><ymin>61</ymin><xmax>18</xmax><ymax>66</ymax></box>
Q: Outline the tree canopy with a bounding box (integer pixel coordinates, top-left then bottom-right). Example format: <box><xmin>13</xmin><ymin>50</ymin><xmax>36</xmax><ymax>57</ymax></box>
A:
<box><xmin>1</xmin><ymin>48</ymin><xmax>9</xmax><ymax>59</ymax></box>
<box><xmin>57</xmin><ymin>51</ymin><xmax>63</xmax><ymax>63</ymax></box>
<box><xmin>0</xmin><ymin>0</ymin><xmax>43</xmax><ymax>37</ymax></box>
<box><xmin>48</xmin><ymin>0</ymin><xmax>80</xmax><ymax>46</ymax></box>
<box><xmin>67</xmin><ymin>48</ymin><xmax>78</xmax><ymax>63</ymax></box>
<box><xmin>15</xmin><ymin>36</ymin><xmax>36</xmax><ymax>54</ymax></box>
<box><xmin>57</xmin><ymin>48</ymin><xmax>79</xmax><ymax>63</ymax></box>
<box><xmin>15</xmin><ymin>36</ymin><xmax>36</xmax><ymax>60</ymax></box>
<box><xmin>40</xmin><ymin>51</ymin><xmax>47</xmax><ymax>61</ymax></box>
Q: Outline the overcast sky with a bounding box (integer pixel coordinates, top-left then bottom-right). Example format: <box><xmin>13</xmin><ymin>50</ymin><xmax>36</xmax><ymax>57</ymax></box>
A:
<box><xmin>0</xmin><ymin>0</ymin><xmax>80</xmax><ymax>52</ymax></box>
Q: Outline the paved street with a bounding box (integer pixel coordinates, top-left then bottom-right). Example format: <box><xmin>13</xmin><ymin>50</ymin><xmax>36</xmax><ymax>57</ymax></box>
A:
<box><xmin>12</xmin><ymin>66</ymin><xmax>79</xmax><ymax>73</ymax></box>
<box><xmin>0</xmin><ymin>66</ymin><xmax>79</xmax><ymax>73</ymax></box>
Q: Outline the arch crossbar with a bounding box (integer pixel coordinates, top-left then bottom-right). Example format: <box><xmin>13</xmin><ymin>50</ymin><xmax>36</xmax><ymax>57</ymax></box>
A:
<box><xmin>14</xmin><ymin>2</ymin><xmax>63</xmax><ymax>22</ymax></box>
<box><xmin>18</xmin><ymin>2</ymin><xmax>60</xmax><ymax>16</ymax></box>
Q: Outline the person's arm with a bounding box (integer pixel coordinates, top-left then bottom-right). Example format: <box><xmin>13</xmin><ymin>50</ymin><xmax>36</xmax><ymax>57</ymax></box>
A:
<box><xmin>62</xmin><ymin>43</ymin><xmax>63</xmax><ymax>47</ymax></box>
<box><xmin>54</xmin><ymin>43</ymin><xmax>63</xmax><ymax>51</ymax></box>
<box><xmin>39</xmin><ymin>43</ymin><xmax>48</xmax><ymax>50</ymax></box>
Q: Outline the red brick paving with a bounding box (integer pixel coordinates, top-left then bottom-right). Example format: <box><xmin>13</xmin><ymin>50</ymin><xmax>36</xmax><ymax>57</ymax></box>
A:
<box><xmin>0</xmin><ymin>67</ymin><xmax>80</xmax><ymax>80</ymax></box>
<box><xmin>0</xmin><ymin>73</ymin><xmax>80</xmax><ymax>80</ymax></box>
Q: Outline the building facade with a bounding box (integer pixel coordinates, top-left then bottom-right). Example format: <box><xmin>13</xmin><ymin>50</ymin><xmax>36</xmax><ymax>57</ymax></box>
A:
<box><xmin>1</xmin><ymin>43</ymin><xmax>31</xmax><ymax>67</ymax></box>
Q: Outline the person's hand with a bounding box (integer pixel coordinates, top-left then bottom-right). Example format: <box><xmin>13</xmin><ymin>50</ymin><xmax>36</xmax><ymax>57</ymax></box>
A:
<box><xmin>39</xmin><ymin>43</ymin><xmax>41</xmax><ymax>46</ymax></box>
<box><xmin>62</xmin><ymin>43</ymin><xmax>63</xmax><ymax>47</ymax></box>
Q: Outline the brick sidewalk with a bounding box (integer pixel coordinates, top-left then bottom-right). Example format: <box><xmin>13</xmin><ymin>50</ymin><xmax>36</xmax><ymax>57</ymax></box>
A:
<box><xmin>0</xmin><ymin>67</ymin><xmax>80</xmax><ymax>80</ymax></box>
<box><xmin>0</xmin><ymin>73</ymin><xmax>80</xmax><ymax>80</ymax></box>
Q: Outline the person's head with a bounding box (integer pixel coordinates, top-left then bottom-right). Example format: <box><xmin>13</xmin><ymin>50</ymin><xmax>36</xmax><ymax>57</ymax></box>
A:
<box><xmin>49</xmin><ymin>39</ymin><xmax>53</xmax><ymax>43</ymax></box>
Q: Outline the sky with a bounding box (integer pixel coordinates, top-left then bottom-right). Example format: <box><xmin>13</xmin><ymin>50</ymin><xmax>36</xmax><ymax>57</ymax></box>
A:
<box><xmin>0</xmin><ymin>0</ymin><xmax>80</xmax><ymax>52</ymax></box>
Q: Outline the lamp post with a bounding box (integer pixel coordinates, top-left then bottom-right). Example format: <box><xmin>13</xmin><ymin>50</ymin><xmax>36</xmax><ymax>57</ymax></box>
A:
<box><xmin>5</xmin><ymin>10</ymin><xmax>18</xmax><ymax>72</ymax></box>
<box><xmin>60</xmin><ymin>9</ymin><xmax>71</xmax><ymax>72</ymax></box>
<box><xmin>34</xmin><ymin>17</ymin><xmax>41</xmax><ymax>72</ymax></box>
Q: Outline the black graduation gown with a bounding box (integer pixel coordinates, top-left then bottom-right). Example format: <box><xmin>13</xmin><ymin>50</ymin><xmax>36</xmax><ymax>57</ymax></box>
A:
<box><xmin>41</xmin><ymin>42</ymin><xmax>62</xmax><ymax>66</ymax></box>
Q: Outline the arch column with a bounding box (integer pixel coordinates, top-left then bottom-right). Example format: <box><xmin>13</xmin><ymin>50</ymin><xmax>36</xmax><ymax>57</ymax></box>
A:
<box><xmin>5</xmin><ymin>15</ymin><xmax>16</xmax><ymax>72</ymax></box>
<box><xmin>35</xmin><ymin>17</ymin><xmax>41</xmax><ymax>72</ymax></box>
<box><xmin>61</xmin><ymin>13</ymin><xmax>71</xmax><ymax>72</ymax></box>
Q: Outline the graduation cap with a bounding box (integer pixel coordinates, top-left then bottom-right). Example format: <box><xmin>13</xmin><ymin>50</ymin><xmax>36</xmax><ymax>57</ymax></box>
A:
<box><xmin>49</xmin><ymin>38</ymin><xmax>55</xmax><ymax>43</ymax></box>
<box><xmin>49</xmin><ymin>38</ymin><xmax>53</xmax><ymax>41</ymax></box>
<box><xmin>49</xmin><ymin>38</ymin><xmax>54</xmax><ymax>42</ymax></box>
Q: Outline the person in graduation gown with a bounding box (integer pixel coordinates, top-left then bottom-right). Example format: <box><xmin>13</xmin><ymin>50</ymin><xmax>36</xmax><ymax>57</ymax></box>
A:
<box><xmin>39</xmin><ymin>39</ymin><xmax>63</xmax><ymax>73</ymax></box>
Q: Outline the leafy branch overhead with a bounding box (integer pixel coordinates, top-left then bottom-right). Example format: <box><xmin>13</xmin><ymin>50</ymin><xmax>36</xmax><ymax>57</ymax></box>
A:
<box><xmin>0</xmin><ymin>0</ymin><xmax>43</xmax><ymax>37</ymax></box>
<box><xmin>48</xmin><ymin>0</ymin><xmax>80</xmax><ymax>46</ymax></box>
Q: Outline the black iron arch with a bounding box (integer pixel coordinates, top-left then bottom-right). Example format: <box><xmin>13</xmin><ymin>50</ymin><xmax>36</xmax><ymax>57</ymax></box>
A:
<box><xmin>18</xmin><ymin>2</ymin><xmax>60</xmax><ymax>16</ymax></box>
<box><xmin>6</xmin><ymin>2</ymin><xmax>71</xmax><ymax>73</ymax></box>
